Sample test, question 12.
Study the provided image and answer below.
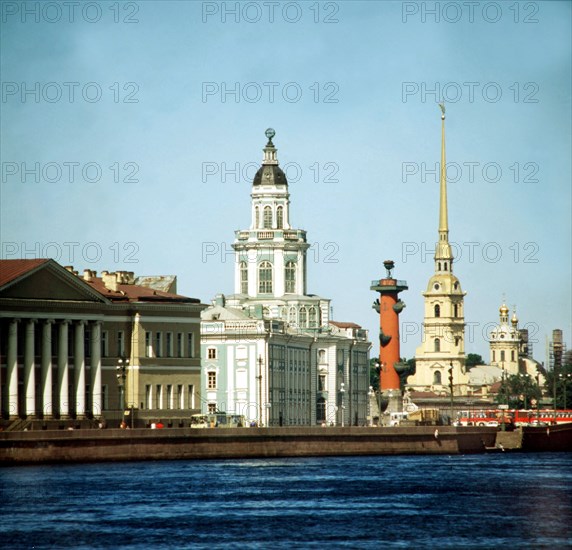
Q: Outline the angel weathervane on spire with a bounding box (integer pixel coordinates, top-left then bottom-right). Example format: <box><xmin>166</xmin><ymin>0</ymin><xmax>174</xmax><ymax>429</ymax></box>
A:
<box><xmin>439</xmin><ymin>102</ymin><xmax>446</xmax><ymax>120</ymax></box>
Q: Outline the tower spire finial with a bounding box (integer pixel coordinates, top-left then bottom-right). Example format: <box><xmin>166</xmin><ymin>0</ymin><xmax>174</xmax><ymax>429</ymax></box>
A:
<box><xmin>262</xmin><ymin>128</ymin><xmax>278</xmax><ymax>165</ymax></box>
<box><xmin>434</xmin><ymin>103</ymin><xmax>453</xmax><ymax>271</ymax></box>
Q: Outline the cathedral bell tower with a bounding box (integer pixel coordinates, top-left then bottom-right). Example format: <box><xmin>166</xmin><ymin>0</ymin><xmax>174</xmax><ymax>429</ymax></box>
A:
<box><xmin>408</xmin><ymin>105</ymin><xmax>468</xmax><ymax>393</ymax></box>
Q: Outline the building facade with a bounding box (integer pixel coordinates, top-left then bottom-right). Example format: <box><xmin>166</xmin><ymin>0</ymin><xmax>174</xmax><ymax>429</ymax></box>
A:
<box><xmin>201</xmin><ymin>130</ymin><xmax>371</xmax><ymax>426</ymax></box>
<box><xmin>0</xmin><ymin>259</ymin><xmax>205</xmax><ymax>424</ymax></box>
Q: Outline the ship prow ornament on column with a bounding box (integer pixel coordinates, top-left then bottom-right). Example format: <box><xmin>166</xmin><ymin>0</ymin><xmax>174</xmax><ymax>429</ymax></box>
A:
<box><xmin>371</xmin><ymin>260</ymin><xmax>410</xmax><ymax>418</ymax></box>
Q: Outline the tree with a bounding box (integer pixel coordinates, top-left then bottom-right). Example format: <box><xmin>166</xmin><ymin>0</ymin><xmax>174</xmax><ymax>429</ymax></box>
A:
<box><xmin>369</xmin><ymin>358</ymin><xmax>379</xmax><ymax>390</ymax></box>
<box><xmin>496</xmin><ymin>373</ymin><xmax>542</xmax><ymax>409</ymax></box>
<box><xmin>465</xmin><ymin>353</ymin><xmax>484</xmax><ymax>368</ymax></box>
<box><xmin>544</xmin><ymin>362</ymin><xmax>572</xmax><ymax>409</ymax></box>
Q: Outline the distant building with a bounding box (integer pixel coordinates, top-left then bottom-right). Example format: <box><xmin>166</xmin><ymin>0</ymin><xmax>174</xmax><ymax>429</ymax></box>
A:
<box><xmin>405</xmin><ymin>108</ymin><xmax>545</xmax><ymax>405</ymax></box>
<box><xmin>0</xmin><ymin>259</ymin><xmax>205</xmax><ymax>423</ymax></box>
<box><xmin>200</xmin><ymin>130</ymin><xmax>371</xmax><ymax>426</ymax></box>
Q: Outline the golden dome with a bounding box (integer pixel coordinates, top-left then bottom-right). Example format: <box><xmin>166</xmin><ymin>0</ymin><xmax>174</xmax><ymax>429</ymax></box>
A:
<box><xmin>511</xmin><ymin>312</ymin><xmax>518</xmax><ymax>325</ymax></box>
<box><xmin>499</xmin><ymin>303</ymin><xmax>509</xmax><ymax>315</ymax></box>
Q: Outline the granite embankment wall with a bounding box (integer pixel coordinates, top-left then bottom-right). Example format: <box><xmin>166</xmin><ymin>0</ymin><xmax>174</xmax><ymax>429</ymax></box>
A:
<box><xmin>0</xmin><ymin>426</ymin><xmax>497</xmax><ymax>464</ymax></box>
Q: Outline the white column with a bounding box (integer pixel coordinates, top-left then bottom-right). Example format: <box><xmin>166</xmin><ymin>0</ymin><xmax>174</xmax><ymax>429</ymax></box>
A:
<box><xmin>7</xmin><ymin>319</ymin><xmax>19</xmax><ymax>419</ymax></box>
<box><xmin>274</xmin><ymin>249</ymin><xmax>285</xmax><ymax>297</ymax></box>
<box><xmin>24</xmin><ymin>319</ymin><xmax>36</xmax><ymax>417</ymax></box>
<box><xmin>91</xmin><ymin>322</ymin><xmax>102</xmax><ymax>417</ymax></box>
<box><xmin>74</xmin><ymin>321</ymin><xmax>86</xmax><ymax>417</ymax></box>
<box><xmin>41</xmin><ymin>320</ymin><xmax>54</xmax><ymax>418</ymax></box>
<box><xmin>58</xmin><ymin>320</ymin><xmax>69</xmax><ymax>418</ymax></box>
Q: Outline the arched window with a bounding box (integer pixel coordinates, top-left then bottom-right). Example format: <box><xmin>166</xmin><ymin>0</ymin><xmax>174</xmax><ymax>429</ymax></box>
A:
<box><xmin>438</xmin><ymin>262</ymin><xmax>441</xmax><ymax>271</ymax></box>
<box><xmin>240</xmin><ymin>261</ymin><xmax>248</xmax><ymax>294</ymax></box>
<box><xmin>444</xmin><ymin>262</ymin><xmax>448</xmax><ymax>271</ymax></box>
<box><xmin>434</xmin><ymin>304</ymin><xmax>440</xmax><ymax>317</ymax></box>
<box><xmin>263</xmin><ymin>307</ymin><xmax>270</xmax><ymax>318</ymax></box>
<box><xmin>433</xmin><ymin>371</ymin><xmax>442</xmax><ymax>385</ymax></box>
<box><xmin>453</xmin><ymin>304</ymin><xmax>458</xmax><ymax>317</ymax></box>
<box><xmin>285</xmin><ymin>261</ymin><xmax>296</xmax><ymax>293</ymax></box>
<box><xmin>455</xmin><ymin>337</ymin><xmax>461</xmax><ymax>347</ymax></box>
<box><xmin>258</xmin><ymin>261</ymin><xmax>273</xmax><ymax>294</ymax></box>
<box><xmin>263</xmin><ymin>206</ymin><xmax>272</xmax><ymax>229</ymax></box>
<box><xmin>511</xmin><ymin>350</ymin><xmax>515</xmax><ymax>361</ymax></box>
<box><xmin>254</xmin><ymin>206</ymin><xmax>259</xmax><ymax>228</ymax></box>
<box><xmin>309</xmin><ymin>307</ymin><xmax>317</xmax><ymax>328</ymax></box>
<box><xmin>288</xmin><ymin>306</ymin><xmax>297</xmax><ymax>325</ymax></box>
<box><xmin>299</xmin><ymin>307</ymin><xmax>307</xmax><ymax>328</ymax></box>
<box><xmin>500</xmin><ymin>350</ymin><xmax>505</xmax><ymax>362</ymax></box>
<box><xmin>276</xmin><ymin>206</ymin><xmax>284</xmax><ymax>229</ymax></box>
<box><xmin>492</xmin><ymin>350</ymin><xmax>496</xmax><ymax>362</ymax></box>
<box><xmin>434</xmin><ymin>338</ymin><xmax>440</xmax><ymax>352</ymax></box>
<box><xmin>318</xmin><ymin>349</ymin><xmax>326</xmax><ymax>364</ymax></box>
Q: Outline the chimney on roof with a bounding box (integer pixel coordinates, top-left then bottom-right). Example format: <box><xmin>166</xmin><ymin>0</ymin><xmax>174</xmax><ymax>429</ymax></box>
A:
<box><xmin>83</xmin><ymin>269</ymin><xmax>95</xmax><ymax>282</ymax></box>
<box><xmin>102</xmin><ymin>271</ymin><xmax>119</xmax><ymax>292</ymax></box>
<box><xmin>115</xmin><ymin>271</ymin><xmax>135</xmax><ymax>285</ymax></box>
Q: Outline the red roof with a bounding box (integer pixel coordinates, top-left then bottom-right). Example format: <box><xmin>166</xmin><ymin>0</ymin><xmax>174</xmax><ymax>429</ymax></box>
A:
<box><xmin>330</xmin><ymin>321</ymin><xmax>362</xmax><ymax>329</ymax></box>
<box><xmin>85</xmin><ymin>277</ymin><xmax>199</xmax><ymax>303</ymax></box>
<box><xmin>0</xmin><ymin>259</ymin><xmax>49</xmax><ymax>288</ymax></box>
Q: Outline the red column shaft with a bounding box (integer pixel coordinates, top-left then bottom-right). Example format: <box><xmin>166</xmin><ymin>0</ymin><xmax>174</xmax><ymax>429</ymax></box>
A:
<box><xmin>379</xmin><ymin>287</ymin><xmax>400</xmax><ymax>391</ymax></box>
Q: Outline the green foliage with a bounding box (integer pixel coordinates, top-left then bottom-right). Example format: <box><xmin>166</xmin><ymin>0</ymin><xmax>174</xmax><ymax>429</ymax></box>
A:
<box><xmin>465</xmin><ymin>353</ymin><xmax>484</xmax><ymax>368</ymax></box>
<box><xmin>369</xmin><ymin>357</ymin><xmax>379</xmax><ymax>390</ymax></box>
<box><xmin>544</xmin><ymin>363</ymin><xmax>572</xmax><ymax>409</ymax></box>
<box><xmin>496</xmin><ymin>373</ymin><xmax>542</xmax><ymax>409</ymax></box>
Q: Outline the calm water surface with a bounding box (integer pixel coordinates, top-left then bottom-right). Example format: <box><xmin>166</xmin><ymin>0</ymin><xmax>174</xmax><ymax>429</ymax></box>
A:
<box><xmin>1</xmin><ymin>453</ymin><xmax>571</xmax><ymax>549</ymax></box>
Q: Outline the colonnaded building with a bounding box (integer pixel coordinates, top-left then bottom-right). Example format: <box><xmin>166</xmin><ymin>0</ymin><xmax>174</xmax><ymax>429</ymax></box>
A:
<box><xmin>200</xmin><ymin>129</ymin><xmax>371</xmax><ymax>427</ymax></box>
<box><xmin>0</xmin><ymin>259</ymin><xmax>205</xmax><ymax>425</ymax></box>
<box><xmin>406</xmin><ymin>107</ymin><xmax>544</xmax><ymax>400</ymax></box>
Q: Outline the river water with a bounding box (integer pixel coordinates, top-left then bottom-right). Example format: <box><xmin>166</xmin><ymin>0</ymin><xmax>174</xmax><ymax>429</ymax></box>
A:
<box><xmin>1</xmin><ymin>453</ymin><xmax>571</xmax><ymax>549</ymax></box>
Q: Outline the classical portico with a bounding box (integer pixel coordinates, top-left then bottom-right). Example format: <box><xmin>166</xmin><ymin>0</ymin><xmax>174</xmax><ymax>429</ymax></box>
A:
<box><xmin>0</xmin><ymin>259</ymin><xmax>107</xmax><ymax>419</ymax></box>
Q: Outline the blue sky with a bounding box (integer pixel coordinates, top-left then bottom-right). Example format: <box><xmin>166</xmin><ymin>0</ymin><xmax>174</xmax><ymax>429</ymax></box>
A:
<box><xmin>1</xmin><ymin>0</ymin><xmax>571</xmax><ymax>362</ymax></box>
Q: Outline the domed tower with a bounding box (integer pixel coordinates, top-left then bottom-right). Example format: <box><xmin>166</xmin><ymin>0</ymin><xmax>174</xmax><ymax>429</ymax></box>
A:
<box><xmin>231</xmin><ymin>129</ymin><xmax>329</xmax><ymax>326</ymax></box>
<box><xmin>408</xmin><ymin>105</ymin><xmax>468</xmax><ymax>393</ymax></box>
<box><xmin>489</xmin><ymin>302</ymin><xmax>521</xmax><ymax>374</ymax></box>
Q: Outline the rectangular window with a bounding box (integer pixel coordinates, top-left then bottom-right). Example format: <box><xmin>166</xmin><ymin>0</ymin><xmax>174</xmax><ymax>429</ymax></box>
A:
<box><xmin>187</xmin><ymin>333</ymin><xmax>194</xmax><ymax>358</ymax></box>
<box><xmin>101</xmin><ymin>331</ymin><xmax>109</xmax><ymax>357</ymax></box>
<box><xmin>177</xmin><ymin>333</ymin><xmax>183</xmax><ymax>358</ymax></box>
<box><xmin>177</xmin><ymin>385</ymin><xmax>183</xmax><ymax>409</ymax></box>
<box><xmin>166</xmin><ymin>332</ymin><xmax>173</xmax><ymax>357</ymax></box>
<box><xmin>500</xmin><ymin>350</ymin><xmax>505</xmax><ymax>362</ymax></box>
<box><xmin>155</xmin><ymin>332</ymin><xmax>162</xmax><ymax>358</ymax></box>
<box><xmin>117</xmin><ymin>331</ymin><xmax>125</xmax><ymax>356</ymax></box>
<box><xmin>84</xmin><ymin>328</ymin><xmax>91</xmax><ymax>358</ymax></box>
<box><xmin>207</xmin><ymin>371</ymin><xmax>217</xmax><ymax>389</ymax></box>
<box><xmin>166</xmin><ymin>385</ymin><xmax>173</xmax><ymax>409</ymax></box>
<box><xmin>145</xmin><ymin>384</ymin><xmax>152</xmax><ymax>409</ymax></box>
<box><xmin>188</xmin><ymin>385</ymin><xmax>195</xmax><ymax>409</ymax></box>
<box><xmin>207</xmin><ymin>348</ymin><xmax>217</xmax><ymax>360</ymax></box>
<box><xmin>102</xmin><ymin>385</ymin><xmax>108</xmax><ymax>410</ymax></box>
<box><xmin>208</xmin><ymin>403</ymin><xmax>217</xmax><ymax>414</ymax></box>
<box><xmin>145</xmin><ymin>332</ymin><xmax>152</xmax><ymax>358</ymax></box>
<box><xmin>511</xmin><ymin>350</ymin><xmax>515</xmax><ymax>361</ymax></box>
<box><xmin>156</xmin><ymin>385</ymin><xmax>162</xmax><ymax>409</ymax></box>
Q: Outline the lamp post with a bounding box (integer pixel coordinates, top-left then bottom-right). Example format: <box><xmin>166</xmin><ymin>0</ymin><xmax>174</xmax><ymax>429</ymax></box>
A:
<box><xmin>257</xmin><ymin>355</ymin><xmax>263</xmax><ymax>427</ymax></box>
<box><xmin>448</xmin><ymin>362</ymin><xmax>454</xmax><ymax>426</ymax></box>
<box><xmin>340</xmin><ymin>382</ymin><xmax>345</xmax><ymax>427</ymax></box>
<box><xmin>368</xmin><ymin>385</ymin><xmax>374</xmax><ymax>426</ymax></box>
<box><xmin>501</xmin><ymin>363</ymin><xmax>506</xmax><ymax>431</ymax></box>
<box><xmin>116</xmin><ymin>356</ymin><xmax>132</xmax><ymax>428</ymax></box>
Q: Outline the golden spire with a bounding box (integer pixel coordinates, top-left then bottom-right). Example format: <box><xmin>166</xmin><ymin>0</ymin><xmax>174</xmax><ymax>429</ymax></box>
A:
<box><xmin>435</xmin><ymin>103</ymin><xmax>453</xmax><ymax>269</ymax></box>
